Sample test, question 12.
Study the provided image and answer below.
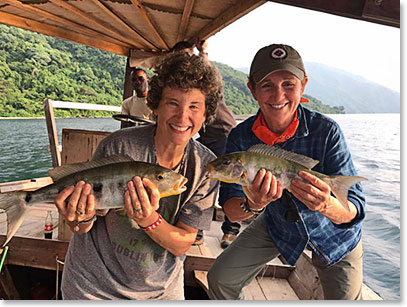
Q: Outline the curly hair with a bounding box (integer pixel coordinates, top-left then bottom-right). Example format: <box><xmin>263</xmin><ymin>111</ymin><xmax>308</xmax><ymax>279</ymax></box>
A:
<box><xmin>147</xmin><ymin>52</ymin><xmax>223</xmax><ymax>124</ymax></box>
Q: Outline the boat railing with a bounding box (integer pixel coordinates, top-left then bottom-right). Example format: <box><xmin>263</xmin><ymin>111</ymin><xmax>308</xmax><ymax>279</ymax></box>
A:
<box><xmin>43</xmin><ymin>99</ymin><xmax>121</xmax><ymax>168</ymax></box>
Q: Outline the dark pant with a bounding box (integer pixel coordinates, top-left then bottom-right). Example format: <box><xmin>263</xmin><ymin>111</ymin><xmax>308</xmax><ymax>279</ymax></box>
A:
<box><xmin>196</xmin><ymin>229</ymin><xmax>203</xmax><ymax>240</ymax></box>
<box><xmin>221</xmin><ymin>215</ymin><xmax>241</xmax><ymax>236</ymax></box>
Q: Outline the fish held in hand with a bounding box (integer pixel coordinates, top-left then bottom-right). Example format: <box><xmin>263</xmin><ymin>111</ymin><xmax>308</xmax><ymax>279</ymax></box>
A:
<box><xmin>205</xmin><ymin>144</ymin><xmax>367</xmax><ymax>208</ymax></box>
<box><xmin>0</xmin><ymin>155</ymin><xmax>188</xmax><ymax>246</ymax></box>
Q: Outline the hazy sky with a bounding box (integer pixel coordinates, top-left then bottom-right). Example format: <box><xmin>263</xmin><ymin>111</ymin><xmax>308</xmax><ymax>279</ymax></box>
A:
<box><xmin>206</xmin><ymin>2</ymin><xmax>400</xmax><ymax>92</ymax></box>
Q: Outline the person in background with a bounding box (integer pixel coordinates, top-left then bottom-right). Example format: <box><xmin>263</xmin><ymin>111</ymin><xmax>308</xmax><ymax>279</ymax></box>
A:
<box><xmin>171</xmin><ymin>40</ymin><xmax>239</xmax><ymax>247</ymax></box>
<box><xmin>207</xmin><ymin>44</ymin><xmax>366</xmax><ymax>300</ymax></box>
<box><xmin>54</xmin><ymin>52</ymin><xmax>222</xmax><ymax>299</ymax></box>
<box><xmin>121</xmin><ymin>67</ymin><xmax>153</xmax><ymax>128</ymax></box>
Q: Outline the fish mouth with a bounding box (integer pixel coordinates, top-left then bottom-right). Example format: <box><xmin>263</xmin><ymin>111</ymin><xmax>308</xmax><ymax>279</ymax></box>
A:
<box><xmin>161</xmin><ymin>178</ymin><xmax>188</xmax><ymax>198</ymax></box>
<box><xmin>173</xmin><ymin>177</ymin><xmax>188</xmax><ymax>193</ymax></box>
<box><xmin>208</xmin><ymin>175</ymin><xmax>237</xmax><ymax>184</ymax></box>
<box><xmin>204</xmin><ymin>165</ymin><xmax>235</xmax><ymax>183</ymax></box>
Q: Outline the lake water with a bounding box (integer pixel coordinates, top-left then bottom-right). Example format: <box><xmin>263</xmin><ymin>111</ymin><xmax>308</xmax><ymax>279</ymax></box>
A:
<box><xmin>0</xmin><ymin>113</ymin><xmax>400</xmax><ymax>300</ymax></box>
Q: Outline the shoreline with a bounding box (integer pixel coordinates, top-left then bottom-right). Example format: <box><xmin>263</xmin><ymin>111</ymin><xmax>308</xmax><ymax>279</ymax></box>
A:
<box><xmin>0</xmin><ymin>116</ymin><xmax>113</xmax><ymax>120</ymax></box>
<box><xmin>0</xmin><ymin>115</ymin><xmax>255</xmax><ymax>121</ymax></box>
<box><xmin>0</xmin><ymin>112</ymin><xmax>400</xmax><ymax>121</ymax></box>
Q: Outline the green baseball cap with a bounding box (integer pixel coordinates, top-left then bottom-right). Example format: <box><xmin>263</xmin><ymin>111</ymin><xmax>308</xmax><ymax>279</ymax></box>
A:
<box><xmin>249</xmin><ymin>44</ymin><xmax>307</xmax><ymax>83</ymax></box>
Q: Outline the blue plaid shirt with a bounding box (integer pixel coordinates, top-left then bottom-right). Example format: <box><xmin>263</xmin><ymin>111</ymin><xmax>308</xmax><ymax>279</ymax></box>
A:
<box><xmin>219</xmin><ymin>105</ymin><xmax>366</xmax><ymax>266</ymax></box>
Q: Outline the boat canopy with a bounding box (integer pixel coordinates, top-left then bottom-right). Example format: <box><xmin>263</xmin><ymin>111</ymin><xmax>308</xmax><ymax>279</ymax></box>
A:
<box><xmin>0</xmin><ymin>0</ymin><xmax>400</xmax><ymax>60</ymax></box>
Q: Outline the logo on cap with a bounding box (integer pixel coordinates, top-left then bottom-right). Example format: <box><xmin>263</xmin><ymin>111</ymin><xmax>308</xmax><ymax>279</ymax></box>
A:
<box><xmin>270</xmin><ymin>47</ymin><xmax>287</xmax><ymax>59</ymax></box>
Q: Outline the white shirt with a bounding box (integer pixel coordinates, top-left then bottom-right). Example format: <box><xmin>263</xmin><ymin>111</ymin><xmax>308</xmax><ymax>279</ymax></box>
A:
<box><xmin>121</xmin><ymin>95</ymin><xmax>153</xmax><ymax>120</ymax></box>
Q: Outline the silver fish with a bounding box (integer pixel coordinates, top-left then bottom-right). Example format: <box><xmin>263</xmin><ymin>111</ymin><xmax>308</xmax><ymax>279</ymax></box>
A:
<box><xmin>0</xmin><ymin>155</ymin><xmax>188</xmax><ymax>246</ymax></box>
<box><xmin>205</xmin><ymin>144</ymin><xmax>367</xmax><ymax>208</ymax></box>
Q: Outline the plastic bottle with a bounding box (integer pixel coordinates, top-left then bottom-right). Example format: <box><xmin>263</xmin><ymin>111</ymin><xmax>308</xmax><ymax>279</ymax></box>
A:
<box><xmin>44</xmin><ymin>210</ymin><xmax>53</xmax><ymax>239</ymax></box>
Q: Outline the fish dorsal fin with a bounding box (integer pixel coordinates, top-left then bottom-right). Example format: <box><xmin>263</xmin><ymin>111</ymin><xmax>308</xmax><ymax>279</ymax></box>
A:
<box><xmin>248</xmin><ymin>144</ymin><xmax>319</xmax><ymax>169</ymax></box>
<box><xmin>48</xmin><ymin>155</ymin><xmax>134</xmax><ymax>181</ymax></box>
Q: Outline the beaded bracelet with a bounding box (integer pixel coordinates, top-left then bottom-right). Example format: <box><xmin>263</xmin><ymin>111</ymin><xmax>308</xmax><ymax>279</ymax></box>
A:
<box><xmin>240</xmin><ymin>198</ymin><xmax>265</xmax><ymax>215</ymax></box>
<box><xmin>140</xmin><ymin>213</ymin><xmax>163</xmax><ymax>231</ymax></box>
<box><xmin>73</xmin><ymin>215</ymin><xmax>97</xmax><ymax>232</ymax></box>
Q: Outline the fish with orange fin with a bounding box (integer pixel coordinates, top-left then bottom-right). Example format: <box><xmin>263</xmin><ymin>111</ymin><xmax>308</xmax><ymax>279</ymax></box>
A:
<box><xmin>0</xmin><ymin>155</ymin><xmax>188</xmax><ymax>246</ymax></box>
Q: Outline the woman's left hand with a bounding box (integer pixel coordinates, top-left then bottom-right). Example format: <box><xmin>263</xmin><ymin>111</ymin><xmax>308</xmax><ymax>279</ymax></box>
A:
<box><xmin>124</xmin><ymin>176</ymin><xmax>161</xmax><ymax>227</ymax></box>
<box><xmin>289</xmin><ymin>171</ymin><xmax>332</xmax><ymax>213</ymax></box>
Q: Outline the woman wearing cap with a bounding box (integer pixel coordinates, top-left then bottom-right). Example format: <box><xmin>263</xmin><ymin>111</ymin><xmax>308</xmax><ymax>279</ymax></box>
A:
<box><xmin>207</xmin><ymin>44</ymin><xmax>366</xmax><ymax>300</ymax></box>
<box><xmin>54</xmin><ymin>52</ymin><xmax>222</xmax><ymax>299</ymax></box>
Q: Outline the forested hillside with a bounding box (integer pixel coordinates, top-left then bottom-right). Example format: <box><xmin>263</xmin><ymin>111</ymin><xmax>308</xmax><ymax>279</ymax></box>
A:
<box><xmin>0</xmin><ymin>25</ymin><xmax>343</xmax><ymax>117</ymax></box>
<box><xmin>0</xmin><ymin>24</ymin><xmax>126</xmax><ymax>117</ymax></box>
<box><xmin>212</xmin><ymin>61</ymin><xmax>258</xmax><ymax>114</ymax></box>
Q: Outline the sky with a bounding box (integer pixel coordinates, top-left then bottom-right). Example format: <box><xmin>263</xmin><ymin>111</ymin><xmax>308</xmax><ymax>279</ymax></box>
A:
<box><xmin>206</xmin><ymin>2</ymin><xmax>401</xmax><ymax>92</ymax></box>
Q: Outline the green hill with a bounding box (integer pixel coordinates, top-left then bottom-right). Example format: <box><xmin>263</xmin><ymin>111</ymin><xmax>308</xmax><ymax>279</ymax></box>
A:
<box><xmin>212</xmin><ymin>61</ymin><xmax>258</xmax><ymax>114</ymax></box>
<box><xmin>0</xmin><ymin>24</ymin><xmax>126</xmax><ymax>117</ymax></box>
<box><xmin>0</xmin><ymin>24</ymin><xmax>343</xmax><ymax>117</ymax></box>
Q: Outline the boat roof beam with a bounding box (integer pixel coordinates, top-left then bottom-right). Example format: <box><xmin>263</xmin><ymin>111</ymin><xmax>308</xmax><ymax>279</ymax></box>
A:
<box><xmin>0</xmin><ymin>11</ymin><xmax>129</xmax><ymax>56</ymax></box>
<box><xmin>48</xmin><ymin>0</ymin><xmax>136</xmax><ymax>48</ymax></box>
<box><xmin>129</xmin><ymin>0</ymin><xmax>169</xmax><ymax>50</ymax></box>
<box><xmin>176</xmin><ymin>0</ymin><xmax>195</xmax><ymax>43</ymax></box>
<box><xmin>0</xmin><ymin>0</ymin><xmax>134</xmax><ymax>48</ymax></box>
<box><xmin>88</xmin><ymin>0</ymin><xmax>160</xmax><ymax>51</ymax></box>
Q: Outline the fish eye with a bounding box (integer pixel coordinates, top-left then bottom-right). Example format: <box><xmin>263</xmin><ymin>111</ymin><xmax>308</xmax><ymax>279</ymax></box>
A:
<box><xmin>222</xmin><ymin>160</ymin><xmax>231</xmax><ymax>166</ymax></box>
<box><xmin>156</xmin><ymin>174</ymin><xmax>164</xmax><ymax>180</ymax></box>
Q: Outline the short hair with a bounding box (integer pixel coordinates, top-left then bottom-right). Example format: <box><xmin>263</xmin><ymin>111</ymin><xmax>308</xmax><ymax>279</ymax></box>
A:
<box><xmin>130</xmin><ymin>67</ymin><xmax>147</xmax><ymax>76</ymax></box>
<box><xmin>147</xmin><ymin>52</ymin><xmax>223</xmax><ymax>125</ymax></box>
<box><xmin>171</xmin><ymin>41</ymin><xmax>193</xmax><ymax>52</ymax></box>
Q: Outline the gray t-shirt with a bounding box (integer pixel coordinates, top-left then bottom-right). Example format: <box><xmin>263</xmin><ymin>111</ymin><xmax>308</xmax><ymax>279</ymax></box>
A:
<box><xmin>61</xmin><ymin>124</ymin><xmax>219</xmax><ymax>299</ymax></box>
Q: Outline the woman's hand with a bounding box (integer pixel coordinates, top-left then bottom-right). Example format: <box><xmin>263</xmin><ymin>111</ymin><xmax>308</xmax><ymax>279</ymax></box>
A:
<box><xmin>289</xmin><ymin>171</ymin><xmax>332</xmax><ymax>212</ymax></box>
<box><xmin>124</xmin><ymin>176</ymin><xmax>161</xmax><ymax>228</ymax></box>
<box><xmin>195</xmin><ymin>39</ymin><xmax>207</xmax><ymax>52</ymax></box>
<box><xmin>290</xmin><ymin>171</ymin><xmax>357</xmax><ymax>224</ymax></box>
<box><xmin>54</xmin><ymin>180</ymin><xmax>97</xmax><ymax>233</ymax></box>
<box><xmin>244</xmin><ymin>169</ymin><xmax>283</xmax><ymax>210</ymax></box>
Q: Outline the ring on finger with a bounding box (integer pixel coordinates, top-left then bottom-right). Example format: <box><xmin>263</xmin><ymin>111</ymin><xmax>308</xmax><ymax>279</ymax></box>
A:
<box><xmin>134</xmin><ymin>207</ymin><xmax>142</xmax><ymax>212</ymax></box>
<box><xmin>76</xmin><ymin>210</ymin><xmax>85</xmax><ymax>215</ymax></box>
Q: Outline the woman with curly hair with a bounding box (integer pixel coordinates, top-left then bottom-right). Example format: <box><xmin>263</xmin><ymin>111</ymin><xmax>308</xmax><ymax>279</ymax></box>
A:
<box><xmin>54</xmin><ymin>51</ymin><xmax>223</xmax><ymax>300</ymax></box>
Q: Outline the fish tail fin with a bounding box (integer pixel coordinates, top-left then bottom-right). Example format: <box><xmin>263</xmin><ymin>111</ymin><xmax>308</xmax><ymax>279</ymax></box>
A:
<box><xmin>328</xmin><ymin>175</ymin><xmax>367</xmax><ymax>209</ymax></box>
<box><xmin>0</xmin><ymin>191</ymin><xmax>30</xmax><ymax>246</ymax></box>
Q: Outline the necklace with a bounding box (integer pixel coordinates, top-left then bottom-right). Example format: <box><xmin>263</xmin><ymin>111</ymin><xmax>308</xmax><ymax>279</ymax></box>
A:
<box><xmin>153</xmin><ymin>145</ymin><xmax>187</xmax><ymax>175</ymax></box>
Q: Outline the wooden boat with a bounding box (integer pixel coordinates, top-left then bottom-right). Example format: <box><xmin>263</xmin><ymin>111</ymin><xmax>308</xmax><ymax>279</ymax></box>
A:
<box><xmin>0</xmin><ymin>0</ymin><xmax>399</xmax><ymax>300</ymax></box>
<box><xmin>0</xmin><ymin>103</ymin><xmax>384</xmax><ymax>300</ymax></box>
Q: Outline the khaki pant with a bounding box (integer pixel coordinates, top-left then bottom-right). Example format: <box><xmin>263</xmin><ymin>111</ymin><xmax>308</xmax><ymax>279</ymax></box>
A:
<box><xmin>207</xmin><ymin>214</ymin><xmax>363</xmax><ymax>300</ymax></box>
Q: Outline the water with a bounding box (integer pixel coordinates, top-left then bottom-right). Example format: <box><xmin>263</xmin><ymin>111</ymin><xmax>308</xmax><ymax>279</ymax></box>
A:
<box><xmin>0</xmin><ymin>118</ymin><xmax>121</xmax><ymax>182</ymax></box>
<box><xmin>0</xmin><ymin>114</ymin><xmax>400</xmax><ymax>300</ymax></box>
<box><xmin>327</xmin><ymin>114</ymin><xmax>400</xmax><ymax>301</ymax></box>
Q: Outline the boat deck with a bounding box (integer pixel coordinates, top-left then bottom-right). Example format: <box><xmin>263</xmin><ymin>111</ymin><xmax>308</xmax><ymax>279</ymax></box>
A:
<box><xmin>187</xmin><ymin>214</ymin><xmax>299</xmax><ymax>300</ymax></box>
<box><xmin>0</xmin><ymin>202</ymin><xmax>381</xmax><ymax>300</ymax></box>
<box><xmin>0</xmin><ymin>203</ymin><xmax>299</xmax><ymax>300</ymax></box>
